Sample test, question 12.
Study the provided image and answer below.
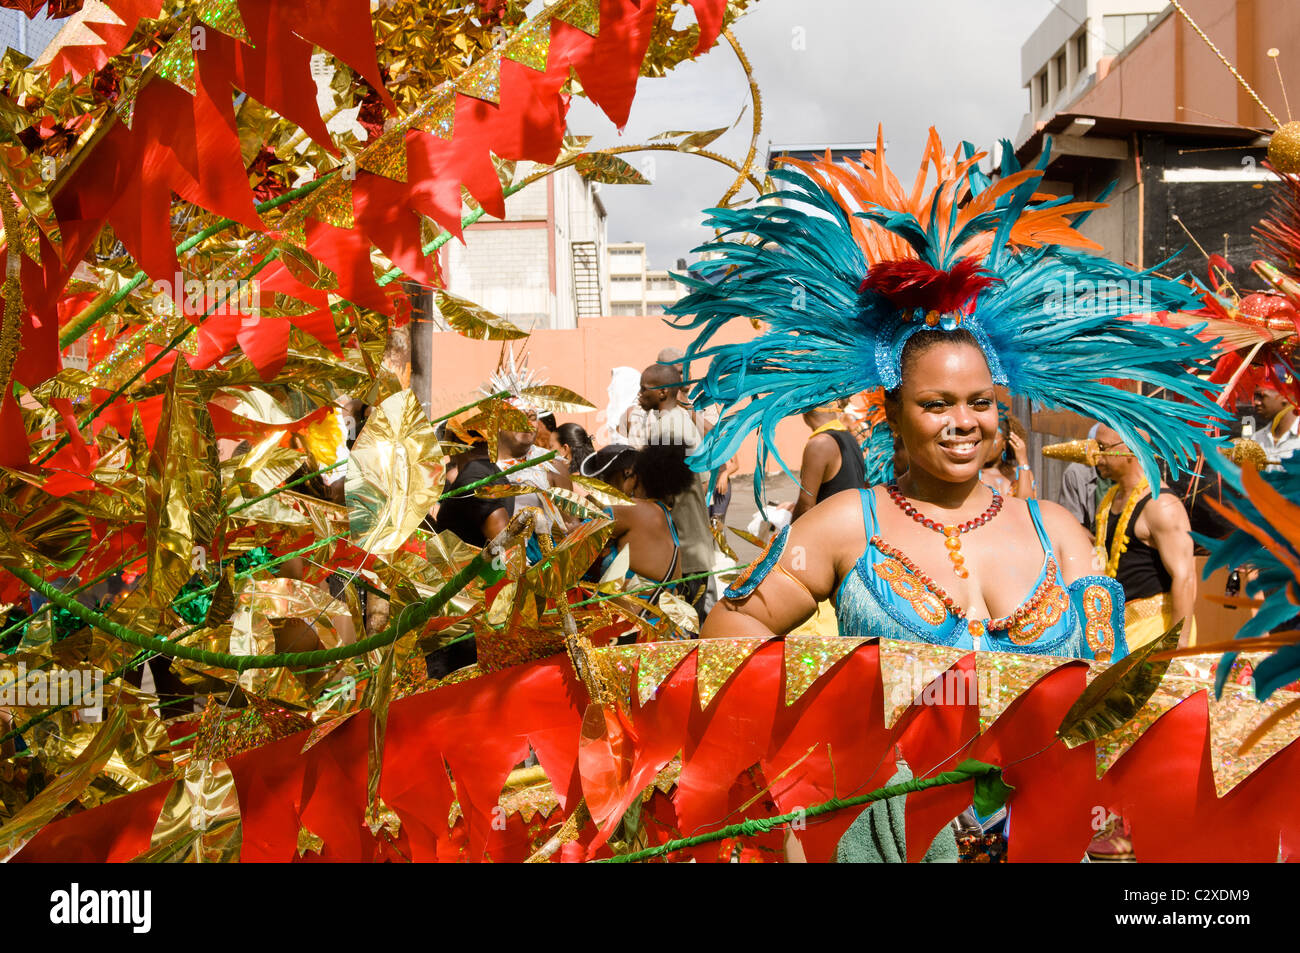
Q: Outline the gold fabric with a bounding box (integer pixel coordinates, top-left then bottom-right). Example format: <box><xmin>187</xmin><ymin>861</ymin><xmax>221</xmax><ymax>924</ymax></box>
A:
<box><xmin>1123</xmin><ymin>593</ymin><xmax>1196</xmax><ymax>650</ymax></box>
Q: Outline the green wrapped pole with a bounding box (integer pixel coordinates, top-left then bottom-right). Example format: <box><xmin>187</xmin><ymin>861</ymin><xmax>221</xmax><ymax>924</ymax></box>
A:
<box><xmin>593</xmin><ymin>760</ymin><xmax>1012</xmax><ymax>864</ymax></box>
<box><xmin>9</xmin><ymin>552</ymin><xmax>491</xmax><ymax>672</ymax></box>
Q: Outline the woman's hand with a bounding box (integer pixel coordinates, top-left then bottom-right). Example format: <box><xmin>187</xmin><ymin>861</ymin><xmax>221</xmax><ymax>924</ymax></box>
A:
<box><xmin>1008</xmin><ymin>431</ymin><xmax>1028</xmax><ymax>467</ymax></box>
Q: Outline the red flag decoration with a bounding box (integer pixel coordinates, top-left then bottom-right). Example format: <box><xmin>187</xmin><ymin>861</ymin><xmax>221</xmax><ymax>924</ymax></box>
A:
<box><xmin>15</xmin><ymin>638</ymin><xmax>1300</xmax><ymax>863</ymax></box>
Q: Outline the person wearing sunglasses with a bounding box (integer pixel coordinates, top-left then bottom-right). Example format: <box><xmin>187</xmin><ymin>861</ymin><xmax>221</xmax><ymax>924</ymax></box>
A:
<box><xmin>1092</xmin><ymin>424</ymin><xmax>1197</xmax><ymax>651</ymax></box>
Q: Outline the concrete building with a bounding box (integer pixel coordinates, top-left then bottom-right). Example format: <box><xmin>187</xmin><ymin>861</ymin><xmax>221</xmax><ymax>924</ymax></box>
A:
<box><xmin>436</xmin><ymin>163</ymin><xmax>608</xmax><ymax>332</ymax></box>
<box><xmin>766</xmin><ymin>142</ymin><xmax>879</xmax><ymax>170</ymax></box>
<box><xmin>0</xmin><ymin>8</ymin><xmax>61</xmax><ymax>59</ymax></box>
<box><xmin>1017</xmin><ymin>1</ymin><xmax>1168</xmax><ymax>145</ymax></box>
<box><xmin>606</xmin><ymin>242</ymin><xmax>689</xmax><ymax>317</ymax></box>
<box><xmin>1009</xmin><ymin>0</ymin><xmax>1299</xmax><ymax>513</ymax></box>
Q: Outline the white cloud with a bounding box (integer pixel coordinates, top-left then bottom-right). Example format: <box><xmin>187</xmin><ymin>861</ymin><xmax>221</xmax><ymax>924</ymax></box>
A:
<box><xmin>568</xmin><ymin>0</ymin><xmax>1053</xmax><ymax>269</ymax></box>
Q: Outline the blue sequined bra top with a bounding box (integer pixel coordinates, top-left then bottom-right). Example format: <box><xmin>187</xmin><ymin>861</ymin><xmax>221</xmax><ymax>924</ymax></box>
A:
<box><xmin>836</xmin><ymin>488</ymin><xmax>1127</xmax><ymax>661</ymax></box>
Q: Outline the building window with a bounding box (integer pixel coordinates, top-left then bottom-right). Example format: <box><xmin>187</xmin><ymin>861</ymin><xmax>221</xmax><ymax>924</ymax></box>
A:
<box><xmin>1103</xmin><ymin>13</ymin><xmax>1157</xmax><ymax>54</ymax></box>
<box><xmin>610</xmin><ymin>303</ymin><xmax>642</xmax><ymax>317</ymax></box>
<box><xmin>1055</xmin><ymin>51</ymin><xmax>1066</xmax><ymax>92</ymax></box>
<box><xmin>1075</xmin><ymin>32</ymin><xmax>1087</xmax><ymax>69</ymax></box>
<box><xmin>1037</xmin><ymin>71</ymin><xmax>1048</xmax><ymax>108</ymax></box>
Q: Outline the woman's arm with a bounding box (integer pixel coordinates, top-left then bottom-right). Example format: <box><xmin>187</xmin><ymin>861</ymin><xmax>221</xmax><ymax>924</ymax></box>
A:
<box><xmin>1039</xmin><ymin>499</ymin><xmax>1103</xmax><ymax>583</ymax></box>
<box><xmin>701</xmin><ymin>493</ymin><xmax>852</xmax><ymax>638</ymax></box>
<box><xmin>1007</xmin><ymin>432</ymin><xmax>1036</xmax><ymax>499</ymax></box>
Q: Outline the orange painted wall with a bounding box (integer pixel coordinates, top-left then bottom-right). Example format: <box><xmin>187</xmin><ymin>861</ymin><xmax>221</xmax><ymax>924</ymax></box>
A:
<box><xmin>422</xmin><ymin>315</ymin><xmax>809</xmax><ymax>476</ymax></box>
<box><xmin>1073</xmin><ymin>0</ymin><xmax>1300</xmax><ymax>129</ymax></box>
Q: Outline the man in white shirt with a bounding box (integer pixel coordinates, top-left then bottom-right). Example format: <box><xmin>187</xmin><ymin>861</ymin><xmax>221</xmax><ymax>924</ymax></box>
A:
<box><xmin>1253</xmin><ymin>385</ymin><xmax>1300</xmax><ymax>469</ymax></box>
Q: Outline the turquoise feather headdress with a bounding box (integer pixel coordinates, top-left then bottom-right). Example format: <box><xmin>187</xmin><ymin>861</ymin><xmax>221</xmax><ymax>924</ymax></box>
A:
<box><xmin>667</xmin><ymin>130</ymin><xmax>1227</xmax><ymax>501</ymax></box>
<box><xmin>1200</xmin><ymin>452</ymin><xmax>1300</xmax><ymax>701</ymax></box>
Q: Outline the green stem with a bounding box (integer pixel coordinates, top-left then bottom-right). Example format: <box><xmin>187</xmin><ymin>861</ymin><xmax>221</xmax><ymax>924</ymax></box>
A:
<box><xmin>228</xmin><ymin>460</ymin><xmax>344</xmax><ymax>515</ymax></box>
<box><xmin>58</xmin><ymin>176</ymin><xmax>336</xmax><ymax>349</ymax></box>
<box><xmin>37</xmin><ymin>251</ymin><xmax>282</xmax><ymax>466</ymax></box>
<box><xmin>564</xmin><ymin>563</ymin><xmax>749</xmax><ymax>611</ymax></box>
<box><xmin>11</xmin><ymin>552</ymin><xmax>489</xmax><ymax>672</ymax></box>
<box><xmin>0</xmin><ymin>534</ymin><xmax>346</xmax><ymax>746</ymax></box>
<box><xmin>432</xmin><ymin>389</ymin><xmax>509</xmax><ymax>424</ymax></box>
<box><xmin>593</xmin><ymin>762</ymin><xmax>1000</xmax><ymax>864</ymax></box>
<box><xmin>439</xmin><ymin>450</ymin><xmax>558</xmax><ymax>500</ymax></box>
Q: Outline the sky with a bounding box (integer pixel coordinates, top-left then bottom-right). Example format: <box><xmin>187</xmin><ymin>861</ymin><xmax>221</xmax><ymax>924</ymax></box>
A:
<box><xmin>568</xmin><ymin>0</ymin><xmax>1060</xmax><ymax>270</ymax></box>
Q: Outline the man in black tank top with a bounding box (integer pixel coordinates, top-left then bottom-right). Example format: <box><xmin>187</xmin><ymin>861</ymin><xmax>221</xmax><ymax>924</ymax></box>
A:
<box><xmin>1093</xmin><ymin>425</ymin><xmax>1197</xmax><ymax>649</ymax></box>
<box><xmin>792</xmin><ymin>406</ymin><xmax>867</xmax><ymax>520</ymax></box>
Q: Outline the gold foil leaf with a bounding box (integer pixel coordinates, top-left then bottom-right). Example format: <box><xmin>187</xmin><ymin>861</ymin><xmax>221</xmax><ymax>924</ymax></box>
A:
<box><xmin>518</xmin><ymin>384</ymin><xmax>595</xmax><ymax>414</ymax></box>
<box><xmin>145</xmin><ymin>361</ymin><xmax>221</xmax><ymax>608</ymax></box>
<box><xmin>1057</xmin><ymin>623</ymin><xmax>1183</xmax><ymax>749</ymax></box>
<box><xmin>436</xmin><ymin>291</ymin><xmax>529</xmax><ymax>340</ymax></box>
<box><xmin>573</xmin><ymin>153</ymin><xmax>650</xmax><ymax>185</ymax></box>
<box><xmin>346</xmin><ymin>389</ymin><xmax>445</xmax><ymax>556</ymax></box>
<box><xmin>655</xmin><ymin>589</ymin><xmax>699</xmax><ymax>637</ymax></box>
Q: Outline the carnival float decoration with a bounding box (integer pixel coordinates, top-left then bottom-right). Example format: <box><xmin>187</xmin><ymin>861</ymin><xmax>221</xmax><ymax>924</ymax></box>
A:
<box><xmin>0</xmin><ymin>0</ymin><xmax>1298</xmax><ymax>863</ymax></box>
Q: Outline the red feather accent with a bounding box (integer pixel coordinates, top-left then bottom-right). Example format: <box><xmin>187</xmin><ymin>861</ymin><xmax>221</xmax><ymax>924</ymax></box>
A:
<box><xmin>858</xmin><ymin>258</ymin><xmax>999</xmax><ymax>313</ymax></box>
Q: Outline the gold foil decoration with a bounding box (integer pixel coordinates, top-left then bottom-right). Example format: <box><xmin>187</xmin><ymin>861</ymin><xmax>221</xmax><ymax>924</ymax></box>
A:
<box><xmin>308</xmin><ymin>175</ymin><xmax>356</xmax><ymax>231</ymax></box>
<box><xmin>366</xmin><ymin>797</ymin><xmax>402</xmax><ymax>839</ymax></box>
<box><xmin>555</xmin><ymin>0</ymin><xmax>601</xmax><ymax>36</ymax></box>
<box><xmin>457</xmin><ymin>51</ymin><xmax>502</xmax><ymax>106</ymax></box>
<box><xmin>504</xmin><ymin>15</ymin><xmax>552</xmax><ymax>72</ymax></box>
<box><xmin>197</xmin><ymin>0</ymin><xmax>252</xmax><ymax>45</ymax></box>
<box><xmin>696</xmin><ymin>636</ymin><xmax>770</xmax><ymax>710</ymax></box>
<box><xmin>0</xmin><ymin>705</ymin><xmax>130</xmax><ymax>861</ymax></box>
<box><xmin>346</xmin><ymin>389</ymin><xmax>445</xmax><ymax>557</ymax></box>
<box><xmin>412</xmin><ymin>87</ymin><xmax>456</xmax><ymax>141</ymax></box>
<box><xmin>877</xmin><ymin>639</ymin><xmax>971</xmax><ymax>728</ymax></box>
<box><xmin>518</xmin><ymin>384</ymin><xmax>596</xmax><ymax>414</ymax></box>
<box><xmin>297</xmin><ymin>825</ymin><xmax>325</xmax><ymax>857</ymax></box>
<box><xmin>1041</xmin><ymin>438</ymin><xmax>1099</xmax><ymax>466</ymax></box>
<box><xmin>436</xmin><ymin>290</ymin><xmax>529</xmax><ymax>340</ymax></box>
<box><xmin>1268</xmin><ymin>120</ymin><xmax>1300</xmax><ymax>175</ymax></box>
<box><xmin>655</xmin><ymin>589</ymin><xmax>699</xmax><ymax>637</ymax></box>
<box><xmin>976</xmin><ymin>651</ymin><xmax>1069</xmax><ymax>731</ymax></box>
<box><xmin>143</xmin><ymin>759</ymin><xmax>242</xmax><ymax>863</ymax></box>
<box><xmin>1058</xmin><ymin>623</ymin><xmax>1182</xmax><ymax>749</ymax></box>
<box><xmin>358</xmin><ymin>126</ymin><xmax>409</xmax><ymax>183</ymax></box>
<box><xmin>151</xmin><ymin>20</ymin><xmax>200</xmax><ymax>95</ymax></box>
<box><xmin>523</xmin><ymin>518</ymin><xmax>612</xmax><ymax>598</ymax></box>
<box><xmin>636</xmin><ymin>641</ymin><xmax>696</xmax><ymax>707</ymax></box>
<box><xmin>573</xmin><ymin>152</ymin><xmax>651</xmax><ymax>185</ymax></box>
<box><xmin>193</xmin><ymin>695</ymin><xmax>314</xmax><ymax>762</ymax></box>
<box><xmin>783</xmin><ymin>635</ymin><xmax>866</xmax><ymax>707</ymax></box>
<box><xmin>594</xmin><ymin>644</ymin><xmax>639</xmax><ymax>710</ymax></box>
<box><xmin>145</xmin><ymin>360</ymin><xmax>221</xmax><ymax>608</ymax></box>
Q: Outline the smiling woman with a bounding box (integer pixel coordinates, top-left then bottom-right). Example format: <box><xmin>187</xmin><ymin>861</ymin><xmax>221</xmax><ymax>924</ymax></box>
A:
<box><xmin>671</xmin><ymin>129</ymin><xmax>1227</xmax><ymax>660</ymax></box>
<box><xmin>702</xmin><ymin>328</ymin><xmax>1123</xmax><ymax>658</ymax></box>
